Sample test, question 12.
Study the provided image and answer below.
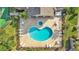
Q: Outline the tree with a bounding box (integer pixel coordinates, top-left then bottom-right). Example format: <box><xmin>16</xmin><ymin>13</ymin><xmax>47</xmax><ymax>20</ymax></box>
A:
<box><xmin>63</xmin><ymin>7</ymin><xmax>78</xmax><ymax>50</ymax></box>
<box><xmin>20</xmin><ymin>11</ymin><xmax>28</xmax><ymax>19</ymax></box>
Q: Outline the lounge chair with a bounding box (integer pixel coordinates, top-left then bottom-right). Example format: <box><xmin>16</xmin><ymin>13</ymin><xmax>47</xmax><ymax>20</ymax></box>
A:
<box><xmin>46</xmin><ymin>44</ymin><xmax>52</xmax><ymax>48</ymax></box>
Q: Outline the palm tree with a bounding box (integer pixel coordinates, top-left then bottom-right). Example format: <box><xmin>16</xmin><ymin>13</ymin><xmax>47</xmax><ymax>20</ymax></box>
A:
<box><xmin>20</xmin><ymin>11</ymin><xmax>28</xmax><ymax>20</ymax></box>
<box><xmin>63</xmin><ymin>7</ymin><xmax>78</xmax><ymax>50</ymax></box>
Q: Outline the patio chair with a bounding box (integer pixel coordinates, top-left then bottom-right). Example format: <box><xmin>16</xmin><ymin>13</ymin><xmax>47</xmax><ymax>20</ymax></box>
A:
<box><xmin>46</xmin><ymin>44</ymin><xmax>52</xmax><ymax>48</ymax></box>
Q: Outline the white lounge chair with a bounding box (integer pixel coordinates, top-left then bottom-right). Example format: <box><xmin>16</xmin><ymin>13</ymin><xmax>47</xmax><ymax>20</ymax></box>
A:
<box><xmin>20</xmin><ymin>41</ymin><xmax>26</xmax><ymax>47</ymax></box>
<box><xmin>19</xmin><ymin>35</ymin><xmax>24</xmax><ymax>37</ymax></box>
<box><xmin>19</xmin><ymin>29</ymin><xmax>24</xmax><ymax>32</ymax></box>
<box><xmin>46</xmin><ymin>44</ymin><xmax>52</xmax><ymax>48</ymax></box>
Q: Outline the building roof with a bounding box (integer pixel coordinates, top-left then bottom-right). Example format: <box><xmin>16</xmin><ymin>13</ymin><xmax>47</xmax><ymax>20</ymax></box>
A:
<box><xmin>28</xmin><ymin>7</ymin><xmax>40</xmax><ymax>17</ymax></box>
<box><xmin>28</xmin><ymin>7</ymin><xmax>54</xmax><ymax>17</ymax></box>
<box><xmin>40</xmin><ymin>7</ymin><xmax>54</xmax><ymax>16</ymax></box>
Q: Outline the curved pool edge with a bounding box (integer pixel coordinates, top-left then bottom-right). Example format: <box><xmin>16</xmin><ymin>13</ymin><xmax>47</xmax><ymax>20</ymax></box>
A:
<box><xmin>27</xmin><ymin>26</ymin><xmax>54</xmax><ymax>42</ymax></box>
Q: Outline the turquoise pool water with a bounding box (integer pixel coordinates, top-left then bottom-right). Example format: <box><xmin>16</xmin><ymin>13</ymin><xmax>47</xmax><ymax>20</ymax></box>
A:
<box><xmin>28</xmin><ymin>26</ymin><xmax>53</xmax><ymax>41</ymax></box>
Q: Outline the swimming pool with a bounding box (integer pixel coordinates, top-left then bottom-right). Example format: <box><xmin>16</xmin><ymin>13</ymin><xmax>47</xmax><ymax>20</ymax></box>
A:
<box><xmin>28</xmin><ymin>26</ymin><xmax>53</xmax><ymax>41</ymax></box>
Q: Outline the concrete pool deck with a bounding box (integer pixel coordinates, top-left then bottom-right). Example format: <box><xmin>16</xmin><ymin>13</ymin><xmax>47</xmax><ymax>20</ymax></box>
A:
<box><xmin>19</xmin><ymin>17</ymin><xmax>62</xmax><ymax>48</ymax></box>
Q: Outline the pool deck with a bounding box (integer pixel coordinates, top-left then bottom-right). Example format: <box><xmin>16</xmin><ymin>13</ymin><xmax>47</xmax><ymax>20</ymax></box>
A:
<box><xmin>19</xmin><ymin>17</ymin><xmax>63</xmax><ymax>48</ymax></box>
